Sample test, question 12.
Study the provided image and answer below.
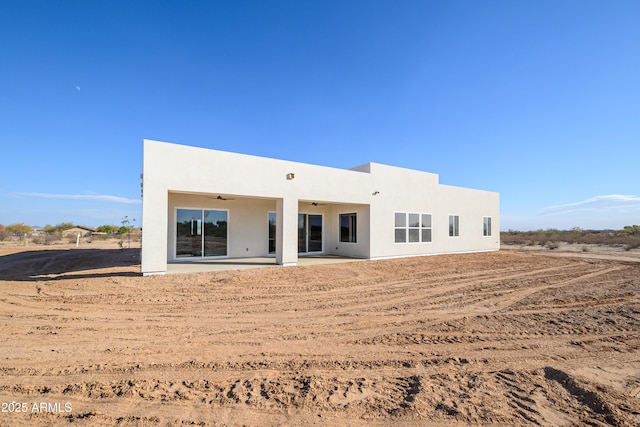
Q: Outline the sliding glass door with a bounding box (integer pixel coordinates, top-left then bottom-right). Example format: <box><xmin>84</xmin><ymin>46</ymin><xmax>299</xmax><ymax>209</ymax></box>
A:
<box><xmin>298</xmin><ymin>213</ymin><xmax>322</xmax><ymax>253</ymax></box>
<box><xmin>176</xmin><ymin>209</ymin><xmax>227</xmax><ymax>258</ymax></box>
<box><xmin>203</xmin><ymin>210</ymin><xmax>228</xmax><ymax>256</ymax></box>
<box><xmin>176</xmin><ymin>209</ymin><xmax>203</xmax><ymax>257</ymax></box>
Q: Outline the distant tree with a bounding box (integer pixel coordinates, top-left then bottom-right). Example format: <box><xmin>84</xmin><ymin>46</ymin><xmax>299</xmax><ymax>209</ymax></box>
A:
<box><xmin>96</xmin><ymin>225</ymin><xmax>116</xmax><ymax>233</ymax></box>
<box><xmin>622</xmin><ymin>225</ymin><xmax>640</xmax><ymax>235</ymax></box>
<box><xmin>0</xmin><ymin>224</ymin><xmax>8</xmax><ymax>241</ymax></box>
<box><xmin>119</xmin><ymin>215</ymin><xmax>135</xmax><ymax>249</ymax></box>
<box><xmin>6</xmin><ymin>223</ymin><xmax>33</xmax><ymax>237</ymax></box>
<box><xmin>55</xmin><ymin>222</ymin><xmax>75</xmax><ymax>231</ymax></box>
<box><xmin>42</xmin><ymin>222</ymin><xmax>75</xmax><ymax>235</ymax></box>
<box><xmin>42</xmin><ymin>224</ymin><xmax>57</xmax><ymax>234</ymax></box>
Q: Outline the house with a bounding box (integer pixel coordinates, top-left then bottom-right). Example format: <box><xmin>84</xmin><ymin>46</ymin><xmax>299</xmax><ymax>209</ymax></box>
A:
<box><xmin>141</xmin><ymin>140</ymin><xmax>499</xmax><ymax>275</ymax></box>
<box><xmin>62</xmin><ymin>226</ymin><xmax>95</xmax><ymax>238</ymax></box>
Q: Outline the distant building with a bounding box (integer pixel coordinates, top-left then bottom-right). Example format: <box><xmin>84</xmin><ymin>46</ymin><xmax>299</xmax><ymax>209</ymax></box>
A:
<box><xmin>62</xmin><ymin>226</ymin><xmax>95</xmax><ymax>238</ymax></box>
<box><xmin>141</xmin><ymin>140</ymin><xmax>499</xmax><ymax>275</ymax></box>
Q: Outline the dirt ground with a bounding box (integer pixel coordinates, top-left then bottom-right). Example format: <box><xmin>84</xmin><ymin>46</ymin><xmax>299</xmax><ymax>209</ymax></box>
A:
<box><xmin>0</xmin><ymin>245</ymin><xmax>638</xmax><ymax>426</ymax></box>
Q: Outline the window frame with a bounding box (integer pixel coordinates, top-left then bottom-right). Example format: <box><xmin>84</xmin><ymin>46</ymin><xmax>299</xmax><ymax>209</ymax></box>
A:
<box><xmin>339</xmin><ymin>212</ymin><xmax>357</xmax><ymax>243</ymax></box>
<box><xmin>483</xmin><ymin>216</ymin><xmax>492</xmax><ymax>237</ymax></box>
<box><xmin>394</xmin><ymin>212</ymin><xmax>433</xmax><ymax>244</ymax></box>
<box><xmin>394</xmin><ymin>212</ymin><xmax>407</xmax><ymax>243</ymax></box>
<box><xmin>268</xmin><ymin>211</ymin><xmax>276</xmax><ymax>254</ymax></box>
<box><xmin>449</xmin><ymin>214</ymin><xmax>460</xmax><ymax>237</ymax></box>
<box><xmin>408</xmin><ymin>213</ymin><xmax>420</xmax><ymax>243</ymax></box>
<box><xmin>175</xmin><ymin>207</ymin><xmax>229</xmax><ymax>259</ymax></box>
<box><xmin>421</xmin><ymin>213</ymin><xmax>432</xmax><ymax>243</ymax></box>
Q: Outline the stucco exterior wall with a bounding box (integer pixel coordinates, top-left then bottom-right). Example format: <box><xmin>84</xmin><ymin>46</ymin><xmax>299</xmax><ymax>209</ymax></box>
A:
<box><xmin>142</xmin><ymin>140</ymin><xmax>499</xmax><ymax>275</ymax></box>
<box><xmin>365</xmin><ymin>163</ymin><xmax>500</xmax><ymax>259</ymax></box>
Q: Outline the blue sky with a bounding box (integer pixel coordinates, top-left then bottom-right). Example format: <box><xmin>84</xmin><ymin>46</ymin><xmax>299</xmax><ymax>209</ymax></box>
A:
<box><xmin>1</xmin><ymin>0</ymin><xmax>638</xmax><ymax>231</ymax></box>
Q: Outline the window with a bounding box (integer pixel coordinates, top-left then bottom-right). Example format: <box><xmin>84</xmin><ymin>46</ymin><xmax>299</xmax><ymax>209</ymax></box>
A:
<box><xmin>422</xmin><ymin>214</ymin><xmax>432</xmax><ymax>242</ymax></box>
<box><xmin>395</xmin><ymin>212</ymin><xmax>432</xmax><ymax>243</ymax></box>
<box><xmin>339</xmin><ymin>213</ymin><xmax>357</xmax><ymax>243</ymax></box>
<box><xmin>449</xmin><ymin>215</ymin><xmax>459</xmax><ymax>237</ymax></box>
<box><xmin>408</xmin><ymin>213</ymin><xmax>420</xmax><ymax>242</ymax></box>
<box><xmin>268</xmin><ymin>212</ymin><xmax>276</xmax><ymax>254</ymax></box>
<box><xmin>176</xmin><ymin>208</ymin><xmax>228</xmax><ymax>258</ymax></box>
<box><xmin>483</xmin><ymin>217</ymin><xmax>492</xmax><ymax>236</ymax></box>
<box><xmin>394</xmin><ymin>212</ymin><xmax>407</xmax><ymax>243</ymax></box>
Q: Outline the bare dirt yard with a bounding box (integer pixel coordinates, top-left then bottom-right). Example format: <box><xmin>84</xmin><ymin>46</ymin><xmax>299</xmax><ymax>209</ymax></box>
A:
<box><xmin>0</xmin><ymin>245</ymin><xmax>639</xmax><ymax>426</ymax></box>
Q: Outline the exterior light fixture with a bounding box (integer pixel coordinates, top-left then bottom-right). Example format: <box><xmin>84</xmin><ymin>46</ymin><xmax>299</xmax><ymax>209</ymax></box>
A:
<box><xmin>373</xmin><ymin>191</ymin><xmax>380</xmax><ymax>195</ymax></box>
<box><xmin>287</xmin><ymin>173</ymin><xmax>295</xmax><ymax>180</ymax></box>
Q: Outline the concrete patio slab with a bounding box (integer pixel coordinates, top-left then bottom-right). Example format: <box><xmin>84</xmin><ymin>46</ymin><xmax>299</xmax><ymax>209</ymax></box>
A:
<box><xmin>167</xmin><ymin>255</ymin><xmax>365</xmax><ymax>274</ymax></box>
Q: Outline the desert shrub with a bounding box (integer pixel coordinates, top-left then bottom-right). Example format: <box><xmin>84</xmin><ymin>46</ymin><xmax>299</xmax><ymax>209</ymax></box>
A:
<box><xmin>32</xmin><ymin>233</ymin><xmax>61</xmax><ymax>245</ymax></box>
<box><xmin>96</xmin><ymin>225</ymin><xmax>116</xmax><ymax>233</ymax></box>
<box><xmin>624</xmin><ymin>241</ymin><xmax>640</xmax><ymax>251</ymax></box>
<box><xmin>545</xmin><ymin>241</ymin><xmax>559</xmax><ymax>250</ymax></box>
<box><xmin>502</xmin><ymin>226</ymin><xmax>640</xmax><ymax>249</ymax></box>
<box><xmin>623</xmin><ymin>225</ymin><xmax>640</xmax><ymax>235</ymax></box>
<box><xmin>41</xmin><ymin>222</ymin><xmax>75</xmax><ymax>238</ymax></box>
<box><xmin>6</xmin><ymin>223</ymin><xmax>33</xmax><ymax>238</ymax></box>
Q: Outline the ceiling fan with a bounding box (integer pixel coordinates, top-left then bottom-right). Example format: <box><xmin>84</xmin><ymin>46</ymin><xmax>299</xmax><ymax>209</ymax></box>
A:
<box><xmin>207</xmin><ymin>195</ymin><xmax>235</xmax><ymax>201</ymax></box>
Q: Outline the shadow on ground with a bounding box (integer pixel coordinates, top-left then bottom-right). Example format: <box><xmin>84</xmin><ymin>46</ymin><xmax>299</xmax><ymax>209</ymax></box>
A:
<box><xmin>0</xmin><ymin>248</ymin><xmax>140</xmax><ymax>281</ymax></box>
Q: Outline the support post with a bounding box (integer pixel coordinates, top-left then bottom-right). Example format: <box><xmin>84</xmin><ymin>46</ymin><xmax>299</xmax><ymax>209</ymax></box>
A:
<box><xmin>276</xmin><ymin>197</ymin><xmax>298</xmax><ymax>266</ymax></box>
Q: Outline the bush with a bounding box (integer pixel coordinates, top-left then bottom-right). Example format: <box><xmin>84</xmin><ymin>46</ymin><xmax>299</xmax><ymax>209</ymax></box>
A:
<box><xmin>32</xmin><ymin>233</ymin><xmax>61</xmax><ymax>245</ymax></box>
<box><xmin>501</xmin><ymin>227</ymin><xmax>640</xmax><ymax>249</ymax></box>
<box><xmin>624</xmin><ymin>242</ymin><xmax>640</xmax><ymax>251</ymax></box>
<box><xmin>96</xmin><ymin>225</ymin><xmax>116</xmax><ymax>233</ymax></box>
<box><xmin>6</xmin><ymin>223</ymin><xmax>33</xmax><ymax>238</ymax></box>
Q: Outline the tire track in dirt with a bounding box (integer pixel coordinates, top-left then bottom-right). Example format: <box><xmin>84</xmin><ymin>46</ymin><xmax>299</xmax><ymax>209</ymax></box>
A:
<box><xmin>342</xmin><ymin>262</ymin><xmax>618</xmax><ymax>344</ymax></box>
<box><xmin>1</xmin><ymin>250</ymin><xmax>639</xmax><ymax>426</ymax></box>
<box><xmin>476</xmin><ymin>265</ymin><xmax>625</xmax><ymax>314</ymax></box>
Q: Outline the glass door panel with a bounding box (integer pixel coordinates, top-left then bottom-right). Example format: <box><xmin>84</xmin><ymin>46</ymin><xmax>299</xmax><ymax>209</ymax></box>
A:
<box><xmin>298</xmin><ymin>214</ymin><xmax>307</xmax><ymax>252</ymax></box>
<box><xmin>176</xmin><ymin>209</ymin><xmax>202</xmax><ymax>257</ymax></box>
<box><xmin>308</xmin><ymin>214</ymin><xmax>322</xmax><ymax>252</ymax></box>
<box><xmin>203</xmin><ymin>210</ymin><xmax>227</xmax><ymax>256</ymax></box>
<box><xmin>298</xmin><ymin>214</ymin><xmax>322</xmax><ymax>253</ymax></box>
<box><xmin>268</xmin><ymin>212</ymin><xmax>276</xmax><ymax>254</ymax></box>
<box><xmin>177</xmin><ymin>208</ymin><xmax>228</xmax><ymax>258</ymax></box>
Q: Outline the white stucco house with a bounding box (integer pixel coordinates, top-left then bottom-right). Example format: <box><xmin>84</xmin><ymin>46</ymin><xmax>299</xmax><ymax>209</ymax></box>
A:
<box><xmin>141</xmin><ymin>140</ymin><xmax>499</xmax><ymax>275</ymax></box>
